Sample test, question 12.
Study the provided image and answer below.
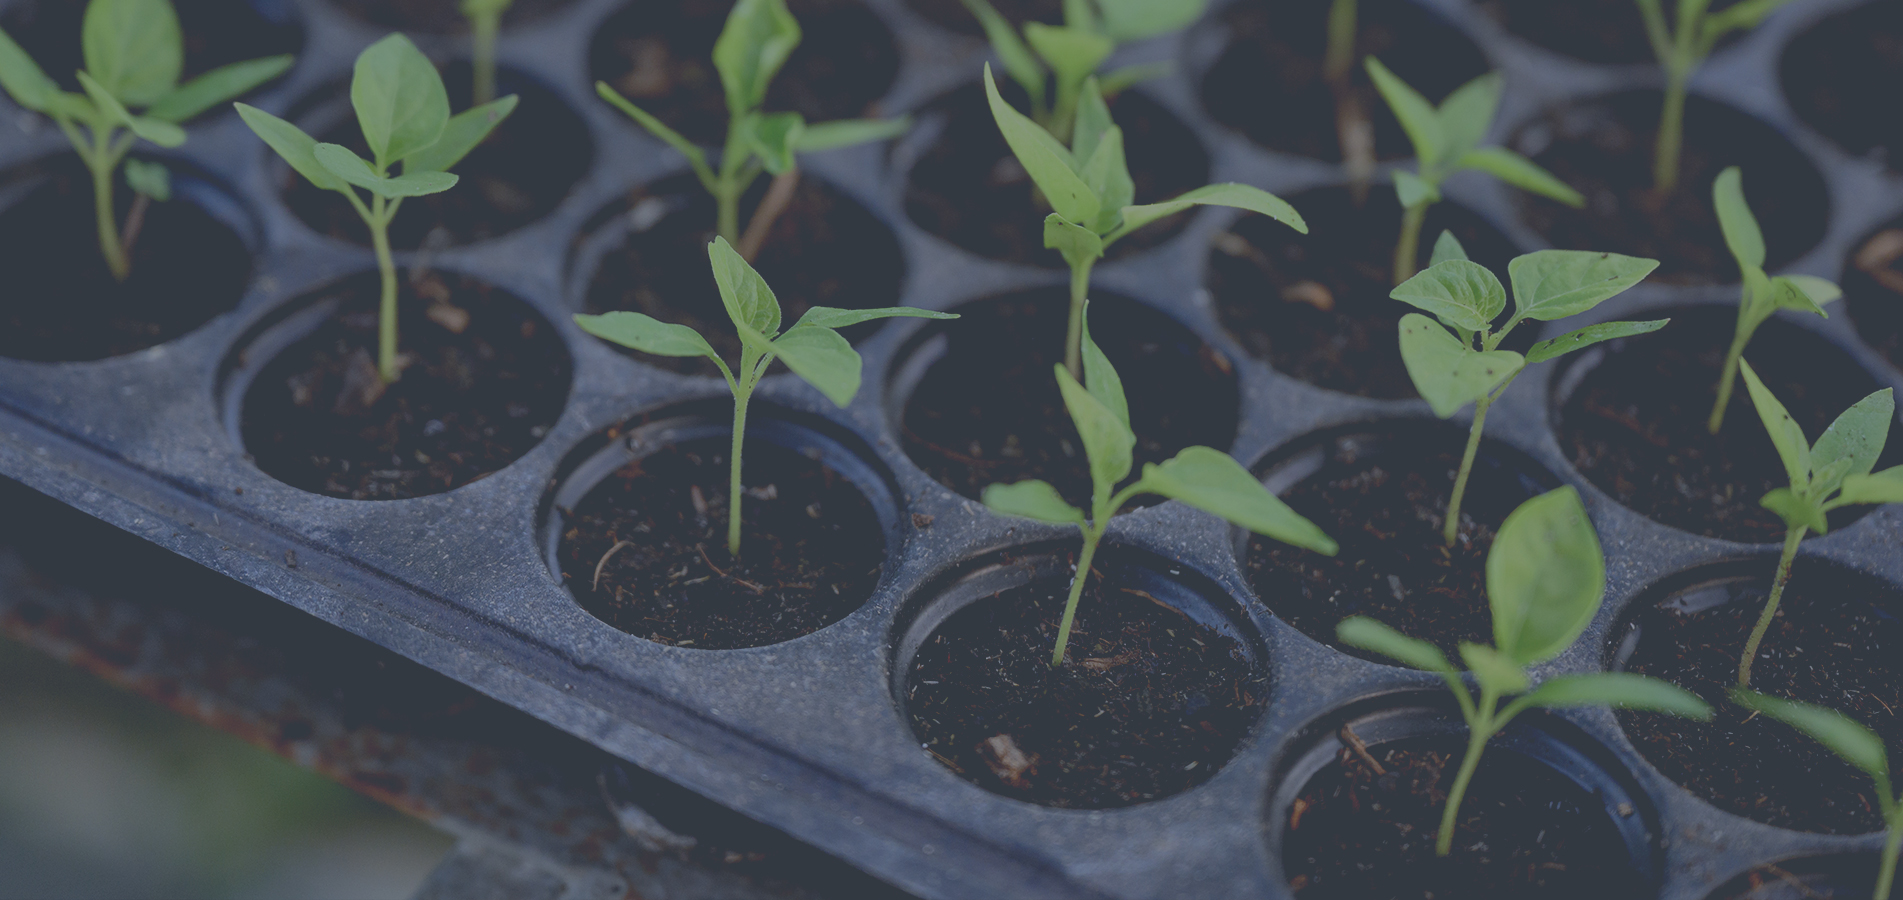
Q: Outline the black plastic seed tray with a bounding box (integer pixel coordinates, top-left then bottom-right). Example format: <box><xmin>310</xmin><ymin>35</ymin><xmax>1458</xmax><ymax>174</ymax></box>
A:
<box><xmin>0</xmin><ymin>0</ymin><xmax>1901</xmax><ymax>896</ymax></box>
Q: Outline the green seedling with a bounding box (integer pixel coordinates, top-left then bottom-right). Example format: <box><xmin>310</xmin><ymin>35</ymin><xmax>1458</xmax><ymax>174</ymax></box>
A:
<box><xmin>0</xmin><ymin>0</ymin><xmax>292</xmax><ymax>281</ymax></box>
<box><xmin>237</xmin><ymin>34</ymin><xmax>516</xmax><ymax>385</ymax></box>
<box><xmin>985</xmin><ymin>66</ymin><xmax>1305</xmax><ymax>378</ymax></box>
<box><xmin>1395</xmin><ymin>240</ymin><xmax>1662</xmax><ymax>545</ymax></box>
<box><xmin>575</xmin><ymin>237</ymin><xmax>954</xmax><ymax>557</ymax></box>
<box><xmin>1732</xmin><ymin>690</ymin><xmax>1903</xmax><ymax>900</ymax></box>
<box><xmin>1637</xmin><ymin>0</ymin><xmax>1798</xmax><ymax>193</ymax></box>
<box><xmin>983</xmin><ymin>302</ymin><xmax>1338</xmax><ymax>666</ymax></box>
<box><xmin>1706</xmin><ymin>166</ymin><xmax>1842</xmax><ymax>433</ymax></box>
<box><xmin>1324</xmin><ymin>0</ymin><xmax>1376</xmax><ymax>199</ymax></box>
<box><xmin>596</xmin><ymin>0</ymin><xmax>908</xmax><ymax>253</ymax></box>
<box><xmin>1364</xmin><ymin>58</ymin><xmax>1581</xmax><ymax>285</ymax></box>
<box><xmin>1733</xmin><ymin>360</ymin><xmax>1902</xmax><ymax>688</ymax></box>
<box><xmin>463</xmin><ymin>0</ymin><xmax>511</xmax><ymax>106</ymax></box>
<box><xmin>963</xmin><ymin>0</ymin><xmax>1201</xmax><ymax>138</ymax></box>
<box><xmin>1340</xmin><ymin>486</ymin><xmax>1712</xmax><ymax>857</ymax></box>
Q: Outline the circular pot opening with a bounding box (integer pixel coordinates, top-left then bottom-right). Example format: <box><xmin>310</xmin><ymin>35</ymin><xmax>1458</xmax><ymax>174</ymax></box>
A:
<box><xmin>0</xmin><ymin>0</ymin><xmax>302</xmax><ymax>101</ymax></box>
<box><xmin>1844</xmin><ymin>216</ymin><xmax>1903</xmax><ymax>374</ymax></box>
<box><xmin>1708</xmin><ymin>853</ymin><xmax>1887</xmax><ymax>900</ymax></box>
<box><xmin>1477</xmin><ymin>0</ymin><xmax>1741</xmax><ymax>65</ymax></box>
<box><xmin>327</xmin><ymin>0</ymin><xmax>576</xmax><ymax>32</ymax></box>
<box><xmin>1781</xmin><ymin>0</ymin><xmax>1903</xmax><ymax>167</ymax></box>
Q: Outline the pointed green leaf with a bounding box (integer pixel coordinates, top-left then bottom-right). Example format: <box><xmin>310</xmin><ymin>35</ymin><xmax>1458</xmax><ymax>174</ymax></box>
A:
<box><xmin>1835</xmin><ymin>468</ymin><xmax>1903</xmax><ymax>508</ymax></box>
<box><xmin>1461</xmin><ymin>643</ymin><xmax>1531</xmax><ymax>695</ymax></box>
<box><xmin>77</xmin><ymin>72</ymin><xmax>185</xmax><ymax>147</ymax></box>
<box><xmin>146</xmin><ymin>55</ymin><xmax>294</xmax><ymax>123</ymax></box>
<box><xmin>236</xmin><ymin>102</ymin><xmax>348</xmax><ymax>192</ymax></box>
<box><xmin>984</xmin><ymin>65</ymin><xmax>1100</xmax><ymax>227</ymax></box>
<box><xmin>1524</xmin><ymin>673</ymin><xmax>1712</xmax><ymax>719</ymax></box>
<box><xmin>124</xmin><ymin>158</ymin><xmax>170</xmax><ymax>201</ymax></box>
<box><xmin>960</xmin><ymin>0</ymin><xmax>1045</xmax><ymax>110</ymax></box>
<box><xmin>1055</xmin><ymin>363</ymin><xmax>1135</xmax><ymax>489</ymax></box>
<box><xmin>315</xmin><ymin>142</ymin><xmax>458</xmax><ymax>197</ymax></box>
<box><xmin>713</xmin><ymin>0</ymin><xmax>801</xmax><ymax>112</ymax></box>
<box><xmin>1489</xmin><ymin>486</ymin><xmax>1605</xmax><ymax>666</ymax></box>
<box><xmin>1114</xmin><ymin>183</ymin><xmax>1306</xmax><ymax>242</ymax></box>
<box><xmin>1391</xmin><ymin>259</ymin><xmax>1505</xmax><ymax>332</ymax></box>
<box><xmin>1762</xmin><ymin>487</ymin><xmax>1828</xmax><ymax>534</ymax></box>
<box><xmin>1398</xmin><ymin>314</ymin><xmax>1524</xmax><ymax>418</ymax></box>
<box><xmin>0</xmin><ymin>27</ymin><xmax>57</xmax><ymax>112</ymax></box>
<box><xmin>596</xmin><ymin>82</ymin><xmax>711</xmax><ymax>176</ymax></box>
<box><xmin>1338</xmin><ymin>617</ymin><xmax>1456</xmax><ymax>674</ymax></box>
<box><xmin>574</xmin><ymin>311</ymin><xmax>723</xmax><ymax>363</ymax></box>
<box><xmin>1435</xmin><ymin>73</ymin><xmax>1502</xmax><ymax>163</ymax></box>
<box><xmin>1139</xmin><ymin>447</ymin><xmax>1337</xmax><ymax>554</ymax></box>
<box><xmin>1740</xmin><ymin>358</ymin><xmax>1812</xmax><ymax>490</ymax></box>
<box><xmin>1071</xmin><ymin>75</ymin><xmax>1114</xmax><ymax>163</ymax></box>
<box><xmin>1784</xmin><ymin>274</ymin><xmax>1842</xmax><ymax>308</ymax></box>
<box><xmin>771</xmin><ymin>325</ymin><xmax>863</xmax><ymax>407</ymax></box>
<box><xmin>982</xmin><ymin>479</ymin><xmax>1086</xmax><ymax>525</ymax></box>
<box><xmin>794</xmin><ymin>116</ymin><xmax>909</xmax><ymax>152</ymax></box>
<box><xmin>1525</xmin><ymin>319</ymin><xmax>1670</xmax><ymax>365</ymax></box>
<box><xmin>792</xmin><ymin>306</ymin><xmax>958</xmax><ymax>330</ymax></box>
<box><xmin>1097</xmin><ymin>61</ymin><xmax>1171</xmax><ymax>96</ymax></box>
<box><xmin>1768</xmin><ymin>275</ymin><xmax>1831</xmax><ymax>317</ymax></box>
<box><xmin>1703</xmin><ymin>0</ymin><xmax>1801</xmax><ymax>38</ymax></box>
<box><xmin>1811</xmin><ymin>388</ymin><xmax>1895</xmax><ymax>496</ymax></box>
<box><xmin>1732</xmin><ymin>690</ymin><xmax>1890</xmax><ymax>784</ymax></box>
<box><xmin>1430</xmin><ymin>230</ymin><xmax>1470</xmax><ymax>266</ymax></box>
<box><xmin>1508</xmin><ymin>250</ymin><xmax>1659</xmax><ymax>321</ymax></box>
<box><xmin>1713</xmin><ymin>166</ymin><xmax>1765</xmax><ymax>271</ymax></box>
<box><xmin>1392</xmin><ymin>169</ymin><xmax>1440</xmax><ymax>208</ymax></box>
<box><xmin>1022</xmin><ymin>24</ymin><xmax>1113</xmax><ymax>89</ymax></box>
<box><xmin>1458</xmin><ymin>147</ymin><xmax>1582</xmax><ymax>206</ymax></box>
<box><xmin>1095</xmin><ymin>0</ymin><xmax>1206</xmax><ymax>40</ymax></box>
<box><xmin>352</xmin><ymin>34</ymin><xmax>449</xmax><ymax>166</ymax></box>
<box><xmin>707</xmin><ymin>236</ymin><xmax>782</xmax><ymax>337</ymax></box>
<box><xmin>1365</xmin><ymin>56</ymin><xmax>1443</xmax><ymax>167</ymax></box>
<box><xmin>404</xmin><ymin>95</ymin><xmax>517</xmax><ymax>173</ymax></box>
<box><xmin>1045</xmin><ymin>214</ymin><xmax>1104</xmax><ymax>271</ymax></box>
<box><xmin>1075</xmin><ymin>303</ymin><xmax>1127</xmax><ymax>430</ymax></box>
<box><xmin>744</xmin><ymin>110</ymin><xmax>805</xmax><ymax>175</ymax></box>
<box><xmin>1078</xmin><ymin>128</ymin><xmax>1133</xmax><ymax>229</ymax></box>
<box><xmin>83</xmin><ymin>0</ymin><xmax>181</xmax><ymax>105</ymax></box>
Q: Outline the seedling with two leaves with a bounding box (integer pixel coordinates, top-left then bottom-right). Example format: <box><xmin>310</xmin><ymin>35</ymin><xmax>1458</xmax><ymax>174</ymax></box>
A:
<box><xmin>0</xmin><ymin>0</ymin><xmax>293</xmax><ymax>281</ymax></box>
<box><xmin>963</xmin><ymin>0</ymin><xmax>1201</xmax><ymax>139</ymax></box>
<box><xmin>1363</xmin><ymin>58</ymin><xmax>1581</xmax><ymax>285</ymax></box>
<box><xmin>237</xmin><ymin>34</ymin><xmax>518</xmax><ymax>386</ymax></box>
<box><xmin>1395</xmin><ymin>238</ymin><xmax>1662</xmax><ymax>545</ymax></box>
<box><xmin>575</xmin><ymin>237</ymin><xmax>954</xmax><ymax>557</ymax></box>
<box><xmin>462</xmin><ymin>0</ymin><xmax>512</xmax><ymax>105</ymax></box>
<box><xmin>1638</xmin><ymin>0</ymin><xmax>1799</xmax><ymax>192</ymax></box>
<box><xmin>985</xmin><ymin>65</ymin><xmax>1306</xmax><ymax>378</ymax></box>
<box><xmin>1733</xmin><ymin>360</ymin><xmax>1902</xmax><ymax>688</ymax></box>
<box><xmin>983</xmin><ymin>302</ymin><xmax>1338</xmax><ymax>667</ymax></box>
<box><xmin>1340</xmin><ymin>486</ymin><xmax>1712</xmax><ymax>857</ymax></box>
<box><xmin>596</xmin><ymin>0</ymin><xmax>908</xmax><ymax>254</ymax></box>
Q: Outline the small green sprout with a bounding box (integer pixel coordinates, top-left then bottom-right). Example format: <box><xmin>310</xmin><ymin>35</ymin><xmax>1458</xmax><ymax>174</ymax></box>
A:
<box><xmin>237</xmin><ymin>34</ymin><xmax>517</xmax><ymax>385</ymax></box>
<box><xmin>1706</xmin><ymin>166</ymin><xmax>1842</xmax><ymax>433</ymax></box>
<box><xmin>0</xmin><ymin>0</ymin><xmax>292</xmax><ymax>281</ymax></box>
<box><xmin>1731</xmin><ymin>690</ymin><xmax>1903</xmax><ymax>900</ymax></box>
<box><xmin>1340</xmin><ymin>486</ymin><xmax>1712</xmax><ymax>858</ymax></box>
<box><xmin>985</xmin><ymin>65</ymin><xmax>1306</xmax><ymax>378</ymax></box>
<box><xmin>1637</xmin><ymin>0</ymin><xmax>1798</xmax><ymax>193</ymax></box>
<box><xmin>1734</xmin><ymin>360</ymin><xmax>1901</xmax><ymax>688</ymax></box>
<box><xmin>983</xmin><ymin>302</ymin><xmax>1338</xmax><ymax>667</ymax></box>
<box><xmin>962</xmin><ymin>0</ymin><xmax>1201</xmax><ymax>138</ymax></box>
<box><xmin>575</xmin><ymin>237</ymin><xmax>954</xmax><ymax>557</ymax></box>
<box><xmin>595</xmin><ymin>0</ymin><xmax>909</xmax><ymax>251</ymax></box>
<box><xmin>1363</xmin><ymin>58</ymin><xmax>1582</xmax><ymax>286</ymax></box>
<box><xmin>1325</xmin><ymin>0</ymin><xmax>1356</xmax><ymax>89</ymax></box>
<box><xmin>463</xmin><ymin>0</ymin><xmax>511</xmax><ymax>106</ymax></box>
<box><xmin>1395</xmin><ymin>241</ymin><xmax>1662</xmax><ymax>545</ymax></box>
<box><xmin>1324</xmin><ymin>0</ymin><xmax>1375</xmax><ymax>197</ymax></box>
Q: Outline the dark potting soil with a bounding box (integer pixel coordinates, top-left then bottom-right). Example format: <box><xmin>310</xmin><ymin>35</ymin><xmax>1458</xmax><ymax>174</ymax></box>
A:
<box><xmin>559</xmin><ymin>436</ymin><xmax>885</xmax><ymax>649</ymax></box>
<box><xmin>328</xmin><ymin>0</ymin><xmax>576</xmax><ymax>31</ymax></box>
<box><xmin>1476</xmin><ymin>0</ymin><xmax>1745</xmax><ymax>65</ymax></box>
<box><xmin>1245</xmin><ymin>429</ymin><xmax>1550</xmax><ymax>661</ymax></box>
<box><xmin>1510</xmin><ymin>90</ymin><xmax>1829</xmax><ymax>284</ymax></box>
<box><xmin>1282</xmin><ymin>737</ymin><xmax>1645</xmax><ymax>900</ymax></box>
<box><xmin>0</xmin><ymin>0</ymin><xmax>302</xmax><ymax>94</ymax></box>
<box><xmin>0</xmin><ymin>158</ymin><xmax>251</xmax><ymax>362</ymax></box>
<box><xmin>283</xmin><ymin>64</ymin><xmax>592</xmax><ymax>248</ymax></box>
<box><xmin>239</xmin><ymin>271</ymin><xmax>571</xmax><ymax>501</ymax></box>
<box><xmin>904</xmin><ymin>569</ymin><xmax>1264</xmax><ymax>808</ymax></box>
<box><xmin>900</xmin><ymin>0</ymin><xmax>1060</xmax><ymax>34</ymax></box>
<box><xmin>903</xmin><ymin>82</ymin><xmax>1208</xmax><ymax>266</ymax></box>
<box><xmin>1200</xmin><ymin>0</ymin><xmax>1489</xmax><ymax>162</ymax></box>
<box><xmin>1206</xmin><ymin>186</ymin><xmax>1522</xmax><ymax>399</ymax></box>
<box><xmin>588</xmin><ymin>0</ymin><xmax>899</xmax><ymax>149</ymax></box>
<box><xmin>580</xmin><ymin>172</ymin><xmax>905</xmax><ymax>378</ymax></box>
<box><xmin>1846</xmin><ymin>219</ymin><xmax>1903</xmax><ymax>369</ymax></box>
<box><xmin>1710</xmin><ymin>855</ymin><xmax>1883</xmax><ymax>900</ymax></box>
<box><xmin>1613</xmin><ymin>567</ymin><xmax>1903</xmax><ymax>833</ymax></box>
<box><xmin>1555</xmin><ymin>306</ymin><xmax>1896</xmax><ymax>544</ymax></box>
<box><xmin>896</xmin><ymin>290</ymin><xmax>1238</xmax><ymax>508</ymax></box>
<box><xmin>1782</xmin><ymin>1</ymin><xmax>1903</xmax><ymax>168</ymax></box>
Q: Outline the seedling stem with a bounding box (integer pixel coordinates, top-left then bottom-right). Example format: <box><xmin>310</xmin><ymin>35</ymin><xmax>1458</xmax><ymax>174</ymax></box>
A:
<box><xmin>1738</xmin><ymin>523</ymin><xmax>1802</xmax><ymax>687</ymax></box>
<box><xmin>1446</xmin><ymin>393</ymin><xmax>1490</xmax><ymax>546</ymax></box>
<box><xmin>464</xmin><ymin>0</ymin><xmax>510</xmax><ymax>105</ymax></box>
<box><xmin>1634</xmin><ymin>0</ymin><xmax>1797</xmax><ymax>192</ymax></box>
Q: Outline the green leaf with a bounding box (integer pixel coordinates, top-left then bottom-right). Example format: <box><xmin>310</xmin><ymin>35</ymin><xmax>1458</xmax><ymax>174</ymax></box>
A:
<box><xmin>236</xmin><ymin>103</ymin><xmax>348</xmax><ymax>192</ymax></box>
<box><xmin>1461</xmin><ymin>643</ymin><xmax>1530</xmax><ymax>696</ymax></box>
<box><xmin>960</xmin><ymin>0</ymin><xmax>1045</xmax><ymax>111</ymax></box>
<box><xmin>982</xmin><ymin>480</ymin><xmax>1086</xmax><ymax>525</ymax></box>
<box><xmin>596</xmin><ymin>82</ymin><xmax>711</xmax><ymax>173</ymax></box>
<box><xmin>1713</xmin><ymin>166</ymin><xmax>1765</xmax><ymax>271</ymax></box>
<box><xmin>1488</xmin><ymin>486</ymin><xmax>1605</xmax><ymax>666</ymax></box>
<box><xmin>1784</xmin><ymin>274</ymin><xmax>1842</xmax><ymax>308</ymax></box>
<box><xmin>1391</xmin><ymin>259</ymin><xmax>1505</xmax><ymax>332</ymax></box>
<box><xmin>404</xmin><ymin>95</ymin><xmax>517</xmax><ymax>174</ymax></box>
<box><xmin>791</xmin><ymin>306</ymin><xmax>958</xmax><ymax>329</ymax></box>
<box><xmin>462</xmin><ymin>0</ymin><xmax>514</xmax><ymax>15</ymax></box>
<box><xmin>1062</xmin><ymin>0</ymin><xmax>1096</xmax><ymax>32</ymax></box>
<box><xmin>1430</xmin><ymin>230</ymin><xmax>1469</xmax><ymax>266</ymax></box>
<box><xmin>707</xmin><ymin>235</ymin><xmax>782</xmax><ymax>337</ymax></box>
<box><xmin>1811</xmin><ymin>388</ymin><xmax>1895</xmax><ymax>496</ymax></box>
<box><xmin>1524</xmin><ymin>673</ymin><xmax>1712</xmax><ymax>719</ymax></box>
<box><xmin>1115</xmin><ymin>183</ymin><xmax>1306</xmax><ymax>242</ymax></box>
<box><xmin>713</xmin><ymin>0</ymin><xmax>802</xmax><ymax>113</ymax></box>
<box><xmin>1435</xmin><ymin>73</ymin><xmax>1502</xmax><ymax>163</ymax></box>
<box><xmin>1398</xmin><ymin>314</ymin><xmax>1525</xmax><ymax>418</ymax></box>
<box><xmin>1703</xmin><ymin>0</ymin><xmax>1800</xmax><ymax>38</ymax></box>
<box><xmin>771</xmin><ymin>325</ymin><xmax>862</xmax><ymax>407</ymax></box>
<box><xmin>1072</xmin><ymin>74</ymin><xmax>1114</xmax><ymax>161</ymax></box>
<box><xmin>1365</xmin><ymin>57</ymin><xmax>1443</xmax><ymax>168</ymax></box>
<box><xmin>1337</xmin><ymin>617</ymin><xmax>1456</xmax><ymax>674</ymax></box>
<box><xmin>1761</xmin><ymin>487</ymin><xmax>1827</xmax><ymax>534</ymax></box>
<box><xmin>314</xmin><ymin>142</ymin><xmax>458</xmax><ymax>198</ymax></box>
<box><xmin>1836</xmin><ymin>468</ymin><xmax>1903</xmax><ymax>508</ymax></box>
<box><xmin>351</xmin><ymin>33</ymin><xmax>450</xmax><ymax>167</ymax></box>
<box><xmin>1022</xmin><ymin>24</ymin><xmax>1113</xmax><ymax>90</ymax></box>
<box><xmin>1507</xmin><ymin>250</ymin><xmax>1659</xmax><ymax>321</ymax></box>
<box><xmin>1391</xmin><ymin>170</ymin><xmax>1440</xmax><ymax>209</ymax></box>
<box><xmin>1739</xmin><ymin>359</ymin><xmax>1812</xmax><ymax>490</ymax></box>
<box><xmin>1078</xmin><ymin>304</ymin><xmax>1128</xmax><ymax>431</ymax></box>
<box><xmin>124</xmin><ymin>158</ymin><xmax>170</xmax><ymax>201</ymax></box>
<box><xmin>983</xmin><ymin>65</ymin><xmax>1100</xmax><ymax>227</ymax></box>
<box><xmin>1732</xmin><ymin>689</ymin><xmax>1889</xmax><ymax>783</ymax></box>
<box><xmin>1078</xmin><ymin>128</ymin><xmax>1133</xmax><ymax>230</ymax></box>
<box><xmin>1139</xmin><ymin>447</ymin><xmax>1338</xmax><ymax>554</ymax></box>
<box><xmin>1095</xmin><ymin>0</ymin><xmax>1206</xmax><ymax>41</ymax></box>
<box><xmin>77</xmin><ymin>71</ymin><xmax>185</xmax><ymax>147</ymax></box>
<box><xmin>83</xmin><ymin>0</ymin><xmax>182</xmax><ymax>105</ymax></box>
<box><xmin>1044</xmin><ymin>214</ymin><xmax>1104</xmax><ymax>271</ymax></box>
<box><xmin>574</xmin><ymin>311</ymin><xmax>722</xmax><ymax>363</ymax></box>
<box><xmin>1525</xmin><ymin>319</ymin><xmax>1670</xmax><ymax>365</ymax></box>
<box><xmin>1096</xmin><ymin>61</ymin><xmax>1170</xmax><ymax>97</ymax></box>
<box><xmin>794</xmin><ymin>117</ymin><xmax>909</xmax><ymax>152</ymax></box>
<box><xmin>1055</xmin><ymin>363</ymin><xmax>1135</xmax><ymax>490</ymax></box>
<box><xmin>1458</xmin><ymin>147</ymin><xmax>1582</xmax><ymax>207</ymax></box>
<box><xmin>744</xmin><ymin>110</ymin><xmax>805</xmax><ymax>175</ymax></box>
<box><xmin>147</xmin><ymin>55</ymin><xmax>295</xmax><ymax>123</ymax></box>
<box><xmin>1769</xmin><ymin>275</ymin><xmax>1831</xmax><ymax>317</ymax></box>
<box><xmin>0</xmin><ymin>27</ymin><xmax>58</xmax><ymax>112</ymax></box>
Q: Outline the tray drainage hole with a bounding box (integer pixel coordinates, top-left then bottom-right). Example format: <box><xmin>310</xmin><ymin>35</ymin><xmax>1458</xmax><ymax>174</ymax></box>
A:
<box><xmin>1708</xmin><ymin>854</ymin><xmax>1888</xmax><ymax>900</ymax></box>
<box><xmin>0</xmin><ymin>0</ymin><xmax>302</xmax><ymax>102</ymax></box>
<box><xmin>1844</xmin><ymin>214</ymin><xmax>1903</xmax><ymax>376</ymax></box>
<box><xmin>328</xmin><ymin>0</ymin><xmax>578</xmax><ymax>32</ymax></box>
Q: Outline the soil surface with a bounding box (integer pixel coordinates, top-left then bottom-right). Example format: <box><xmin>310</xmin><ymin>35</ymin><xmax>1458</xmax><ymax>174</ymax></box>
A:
<box><xmin>1206</xmin><ymin>186</ymin><xmax>1522</xmax><ymax>399</ymax></box>
<box><xmin>1783</xmin><ymin>1</ymin><xmax>1903</xmax><ymax>168</ymax></box>
<box><xmin>560</xmin><ymin>436</ymin><xmax>885</xmax><ymax>649</ymax></box>
<box><xmin>1614</xmin><ymin>567</ymin><xmax>1903</xmax><ymax>833</ymax></box>
<box><xmin>1556</xmin><ymin>306</ymin><xmax>1895</xmax><ymax>544</ymax></box>
<box><xmin>239</xmin><ymin>271</ymin><xmax>571</xmax><ymax>501</ymax></box>
<box><xmin>0</xmin><ymin>158</ymin><xmax>251</xmax><ymax>361</ymax></box>
<box><xmin>901</xmin><ymin>0</ymin><xmax>1060</xmax><ymax>33</ymax></box>
<box><xmin>589</xmin><ymin>0</ymin><xmax>899</xmax><ymax>148</ymax></box>
<box><xmin>1477</xmin><ymin>0</ymin><xmax>1744</xmax><ymax>65</ymax></box>
<box><xmin>329</xmin><ymin>0</ymin><xmax>576</xmax><ymax>31</ymax></box>
<box><xmin>0</xmin><ymin>0</ymin><xmax>302</xmax><ymax>94</ymax></box>
<box><xmin>897</xmin><ymin>290</ymin><xmax>1238</xmax><ymax>508</ymax></box>
<box><xmin>1711</xmin><ymin>855</ymin><xmax>1882</xmax><ymax>900</ymax></box>
<box><xmin>904</xmin><ymin>567</ymin><xmax>1264</xmax><ymax>808</ymax></box>
<box><xmin>1846</xmin><ymin>220</ymin><xmax>1903</xmax><ymax>369</ymax></box>
<box><xmin>284</xmin><ymin>64</ymin><xmax>592</xmax><ymax>248</ymax></box>
<box><xmin>1246</xmin><ymin>428</ymin><xmax>1551</xmax><ymax>660</ymax></box>
<box><xmin>1282</xmin><ymin>736</ymin><xmax>1644</xmax><ymax>899</ymax></box>
<box><xmin>580</xmin><ymin>172</ymin><xmax>904</xmax><ymax>378</ymax></box>
<box><xmin>1202</xmin><ymin>0</ymin><xmax>1489</xmax><ymax>163</ymax></box>
<box><xmin>904</xmin><ymin>82</ymin><xmax>1207</xmax><ymax>265</ymax></box>
<box><xmin>1511</xmin><ymin>91</ymin><xmax>1829</xmax><ymax>284</ymax></box>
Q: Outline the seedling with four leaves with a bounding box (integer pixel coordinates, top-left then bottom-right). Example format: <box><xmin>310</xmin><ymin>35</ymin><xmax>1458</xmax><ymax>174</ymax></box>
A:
<box><xmin>962</xmin><ymin>0</ymin><xmax>1201</xmax><ymax>138</ymax></box>
<box><xmin>1732</xmin><ymin>360</ymin><xmax>1902</xmax><ymax>688</ymax></box>
<box><xmin>1395</xmin><ymin>239</ymin><xmax>1663</xmax><ymax>545</ymax></box>
<box><xmin>1339</xmin><ymin>486</ymin><xmax>1713</xmax><ymax>857</ymax></box>
<box><xmin>983</xmin><ymin>302</ymin><xmax>1339</xmax><ymax>666</ymax></box>
<box><xmin>463</xmin><ymin>0</ymin><xmax>512</xmax><ymax>106</ymax></box>
<box><xmin>574</xmin><ymin>237</ymin><xmax>955</xmax><ymax>557</ymax></box>
<box><xmin>0</xmin><ymin>0</ymin><xmax>293</xmax><ymax>281</ymax></box>
<box><xmin>1637</xmin><ymin>0</ymin><xmax>1798</xmax><ymax>192</ymax></box>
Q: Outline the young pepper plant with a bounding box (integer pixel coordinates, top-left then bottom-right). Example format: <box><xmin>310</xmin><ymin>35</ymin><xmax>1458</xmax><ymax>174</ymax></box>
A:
<box><xmin>985</xmin><ymin>65</ymin><xmax>1306</xmax><ymax>379</ymax></box>
<box><xmin>1637</xmin><ymin>0</ymin><xmax>1797</xmax><ymax>192</ymax></box>
<box><xmin>236</xmin><ymin>33</ymin><xmax>518</xmax><ymax>385</ymax></box>
<box><xmin>575</xmin><ymin>237</ymin><xmax>955</xmax><ymax>557</ymax></box>
<box><xmin>0</xmin><ymin>0</ymin><xmax>292</xmax><ymax>281</ymax></box>
<box><xmin>1732</xmin><ymin>690</ymin><xmax>1903</xmax><ymax>900</ymax></box>
<box><xmin>1705</xmin><ymin>166</ymin><xmax>1842</xmax><ymax>433</ymax></box>
<box><xmin>983</xmin><ymin>302</ymin><xmax>1338</xmax><ymax>666</ymax></box>
<box><xmin>1734</xmin><ymin>360</ymin><xmax>1902</xmax><ymax>688</ymax></box>
<box><xmin>1340</xmin><ymin>486</ymin><xmax>1712</xmax><ymax>858</ymax></box>
<box><xmin>462</xmin><ymin>0</ymin><xmax>511</xmax><ymax>106</ymax></box>
<box><xmin>962</xmin><ymin>0</ymin><xmax>1200</xmax><ymax>138</ymax></box>
<box><xmin>595</xmin><ymin>0</ymin><xmax>909</xmax><ymax>253</ymax></box>
<box><xmin>1363</xmin><ymin>58</ymin><xmax>1581</xmax><ymax>285</ymax></box>
<box><xmin>1395</xmin><ymin>242</ymin><xmax>1663</xmax><ymax>545</ymax></box>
